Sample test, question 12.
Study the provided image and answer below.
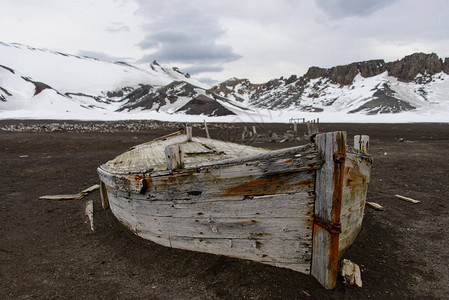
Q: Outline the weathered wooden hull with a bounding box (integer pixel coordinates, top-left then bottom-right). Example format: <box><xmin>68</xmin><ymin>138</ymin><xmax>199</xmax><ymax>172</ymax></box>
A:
<box><xmin>97</xmin><ymin>131</ymin><xmax>372</xmax><ymax>289</ymax></box>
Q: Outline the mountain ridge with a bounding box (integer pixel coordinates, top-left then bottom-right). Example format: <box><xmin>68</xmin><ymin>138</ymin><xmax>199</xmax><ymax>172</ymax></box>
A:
<box><xmin>0</xmin><ymin>41</ymin><xmax>448</xmax><ymax>121</ymax></box>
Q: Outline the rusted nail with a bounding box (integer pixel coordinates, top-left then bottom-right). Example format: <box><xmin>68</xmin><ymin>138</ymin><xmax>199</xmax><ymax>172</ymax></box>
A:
<box><xmin>333</xmin><ymin>153</ymin><xmax>345</xmax><ymax>164</ymax></box>
<box><xmin>310</xmin><ymin>132</ymin><xmax>319</xmax><ymax>143</ymax></box>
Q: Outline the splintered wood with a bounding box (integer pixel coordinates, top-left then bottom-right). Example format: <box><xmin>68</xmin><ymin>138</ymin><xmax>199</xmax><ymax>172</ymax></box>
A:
<box><xmin>340</xmin><ymin>259</ymin><xmax>362</xmax><ymax>287</ymax></box>
<box><xmin>39</xmin><ymin>184</ymin><xmax>100</xmax><ymax>200</ymax></box>
<box><xmin>85</xmin><ymin>200</ymin><xmax>94</xmax><ymax>231</ymax></box>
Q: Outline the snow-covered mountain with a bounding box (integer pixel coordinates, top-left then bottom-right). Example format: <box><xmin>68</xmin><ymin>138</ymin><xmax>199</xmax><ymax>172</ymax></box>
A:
<box><xmin>1</xmin><ymin>41</ymin><xmax>448</xmax><ymax>122</ymax></box>
<box><xmin>211</xmin><ymin>54</ymin><xmax>449</xmax><ymax>116</ymax></box>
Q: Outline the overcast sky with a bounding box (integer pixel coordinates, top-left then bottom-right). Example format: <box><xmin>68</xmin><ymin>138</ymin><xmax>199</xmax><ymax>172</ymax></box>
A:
<box><xmin>2</xmin><ymin>0</ymin><xmax>448</xmax><ymax>84</ymax></box>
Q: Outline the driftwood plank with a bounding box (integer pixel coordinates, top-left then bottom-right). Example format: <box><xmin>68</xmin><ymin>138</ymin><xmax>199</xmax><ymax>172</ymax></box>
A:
<box><xmin>85</xmin><ymin>200</ymin><xmax>94</xmax><ymax>231</ymax></box>
<box><xmin>341</xmin><ymin>259</ymin><xmax>362</xmax><ymax>287</ymax></box>
<box><xmin>366</xmin><ymin>202</ymin><xmax>384</xmax><ymax>210</ymax></box>
<box><xmin>311</xmin><ymin>131</ymin><xmax>346</xmax><ymax>289</ymax></box>
<box><xmin>39</xmin><ymin>193</ymin><xmax>85</xmax><ymax>200</ymax></box>
<box><xmin>394</xmin><ymin>194</ymin><xmax>420</xmax><ymax>204</ymax></box>
<box><xmin>81</xmin><ymin>184</ymin><xmax>100</xmax><ymax>194</ymax></box>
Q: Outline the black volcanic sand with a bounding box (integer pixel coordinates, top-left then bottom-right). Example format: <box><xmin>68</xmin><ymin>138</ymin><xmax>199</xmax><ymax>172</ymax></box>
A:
<box><xmin>1</xmin><ymin>120</ymin><xmax>448</xmax><ymax>299</ymax></box>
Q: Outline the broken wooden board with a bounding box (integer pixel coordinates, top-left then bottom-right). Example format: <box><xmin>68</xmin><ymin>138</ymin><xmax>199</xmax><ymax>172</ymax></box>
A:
<box><xmin>81</xmin><ymin>184</ymin><xmax>100</xmax><ymax>194</ymax></box>
<box><xmin>85</xmin><ymin>200</ymin><xmax>94</xmax><ymax>231</ymax></box>
<box><xmin>39</xmin><ymin>184</ymin><xmax>101</xmax><ymax>200</ymax></box>
<box><xmin>367</xmin><ymin>202</ymin><xmax>384</xmax><ymax>211</ymax></box>
<box><xmin>340</xmin><ymin>259</ymin><xmax>362</xmax><ymax>287</ymax></box>
<box><xmin>394</xmin><ymin>194</ymin><xmax>420</xmax><ymax>204</ymax></box>
<box><xmin>39</xmin><ymin>193</ymin><xmax>85</xmax><ymax>200</ymax></box>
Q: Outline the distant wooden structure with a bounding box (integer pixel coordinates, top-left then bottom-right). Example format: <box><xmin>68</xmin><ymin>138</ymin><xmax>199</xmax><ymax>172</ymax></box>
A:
<box><xmin>97</xmin><ymin>127</ymin><xmax>372</xmax><ymax>289</ymax></box>
<box><xmin>306</xmin><ymin>118</ymin><xmax>320</xmax><ymax>136</ymax></box>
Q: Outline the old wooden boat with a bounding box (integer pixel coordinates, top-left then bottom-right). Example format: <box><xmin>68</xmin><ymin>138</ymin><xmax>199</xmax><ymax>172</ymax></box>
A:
<box><xmin>97</xmin><ymin>128</ymin><xmax>372</xmax><ymax>289</ymax></box>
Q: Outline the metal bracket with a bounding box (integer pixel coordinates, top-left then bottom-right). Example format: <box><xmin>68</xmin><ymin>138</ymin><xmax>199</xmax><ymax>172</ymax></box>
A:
<box><xmin>314</xmin><ymin>215</ymin><xmax>342</xmax><ymax>234</ymax></box>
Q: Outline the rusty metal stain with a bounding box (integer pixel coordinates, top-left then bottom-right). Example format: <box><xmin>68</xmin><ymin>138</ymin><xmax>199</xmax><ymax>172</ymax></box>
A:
<box><xmin>313</xmin><ymin>215</ymin><xmax>341</xmax><ymax>234</ymax></box>
<box><xmin>345</xmin><ymin>164</ymin><xmax>367</xmax><ymax>186</ymax></box>
<box><xmin>224</xmin><ymin>173</ymin><xmax>314</xmax><ymax>197</ymax></box>
<box><xmin>254</xmin><ymin>233</ymin><xmax>273</xmax><ymax>237</ymax></box>
<box><xmin>124</xmin><ymin>175</ymin><xmax>146</xmax><ymax>193</ymax></box>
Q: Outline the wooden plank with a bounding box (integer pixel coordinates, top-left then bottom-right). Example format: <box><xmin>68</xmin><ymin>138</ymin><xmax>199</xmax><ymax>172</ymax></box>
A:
<box><xmin>165</xmin><ymin>144</ymin><xmax>184</xmax><ymax>170</ymax></box>
<box><xmin>360</xmin><ymin>135</ymin><xmax>369</xmax><ymax>153</ymax></box>
<box><xmin>81</xmin><ymin>184</ymin><xmax>100</xmax><ymax>194</ymax></box>
<box><xmin>103</xmin><ymin>135</ymin><xmax>269</xmax><ymax>173</ymax></box>
<box><xmin>85</xmin><ymin>200</ymin><xmax>94</xmax><ymax>231</ymax></box>
<box><xmin>366</xmin><ymin>202</ymin><xmax>384</xmax><ymax>210</ymax></box>
<box><xmin>354</xmin><ymin>135</ymin><xmax>361</xmax><ymax>150</ymax></box>
<box><xmin>339</xmin><ymin>150</ymin><xmax>372</xmax><ymax>257</ymax></box>
<box><xmin>113</xmin><ymin>190</ymin><xmax>314</xmax><ymax>219</ymax></box>
<box><xmin>311</xmin><ymin>131</ymin><xmax>346</xmax><ymax>289</ymax></box>
<box><xmin>203</xmin><ymin>119</ymin><xmax>210</xmax><ymax>139</ymax></box>
<box><xmin>98</xmin><ymin>144</ymin><xmax>322</xmax><ymax>196</ymax></box>
<box><xmin>105</xmin><ymin>190</ymin><xmax>314</xmax><ymax>273</ymax></box>
<box><xmin>341</xmin><ymin>259</ymin><xmax>362</xmax><ymax>287</ymax></box>
<box><xmin>100</xmin><ymin>162</ymin><xmax>316</xmax><ymax>201</ymax></box>
<box><xmin>39</xmin><ymin>193</ymin><xmax>85</xmax><ymax>200</ymax></box>
<box><xmin>100</xmin><ymin>181</ymin><xmax>109</xmax><ymax>209</ymax></box>
<box><xmin>394</xmin><ymin>194</ymin><xmax>420</xmax><ymax>204</ymax></box>
<box><xmin>186</xmin><ymin>126</ymin><xmax>193</xmax><ymax>142</ymax></box>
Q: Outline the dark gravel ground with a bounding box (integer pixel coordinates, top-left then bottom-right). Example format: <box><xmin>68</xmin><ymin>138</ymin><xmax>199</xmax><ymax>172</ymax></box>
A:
<box><xmin>0</xmin><ymin>120</ymin><xmax>448</xmax><ymax>299</ymax></box>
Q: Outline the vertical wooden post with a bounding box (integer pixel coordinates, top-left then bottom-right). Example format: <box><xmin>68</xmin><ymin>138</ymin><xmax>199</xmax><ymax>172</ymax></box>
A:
<box><xmin>360</xmin><ymin>135</ymin><xmax>369</xmax><ymax>153</ymax></box>
<box><xmin>186</xmin><ymin>126</ymin><xmax>192</xmax><ymax>142</ymax></box>
<box><xmin>100</xmin><ymin>181</ymin><xmax>109</xmax><ymax>210</ymax></box>
<box><xmin>242</xmin><ymin>126</ymin><xmax>249</xmax><ymax>140</ymax></box>
<box><xmin>252</xmin><ymin>126</ymin><xmax>257</xmax><ymax>136</ymax></box>
<box><xmin>354</xmin><ymin>135</ymin><xmax>361</xmax><ymax>150</ymax></box>
<box><xmin>354</xmin><ymin>135</ymin><xmax>369</xmax><ymax>153</ymax></box>
<box><xmin>165</xmin><ymin>144</ymin><xmax>184</xmax><ymax>170</ymax></box>
<box><xmin>306</xmin><ymin>122</ymin><xmax>312</xmax><ymax>135</ymax></box>
<box><xmin>203</xmin><ymin>120</ymin><xmax>210</xmax><ymax>139</ymax></box>
<box><xmin>293</xmin><ymin>123</ymin><xmax>298</xmax><ymax>135</ymax></box>
<box><xmin>311</xmin><ymin>131</ymin><xmax>346</xmax><ymax>289</ymax></box>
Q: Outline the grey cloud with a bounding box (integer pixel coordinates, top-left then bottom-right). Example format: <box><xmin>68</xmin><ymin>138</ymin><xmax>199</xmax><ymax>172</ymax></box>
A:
<box><xmin>138</xmin><ymin>41</ymin><xmax>241</xmax><ymax>64</ymax></box>
<box><xmin>182</xmin><ymin>65</ymin><xmax>224</xmax><ymax>75</ymax></box>
<box><xmin>195</xmin><ymin>77</ymin><xmax>219</xmax><ymax>86</ymax></box>
<box><xmin>135</xmin><ymin>1</ymin><xmax>241</xmax><ymax>65</ymax></box>
<box><xmin>316</xmin><ymin>0</ymin><xmax>397</xmax><ymax>19</ymax></box>
<box><xmin>106</xmin><ymin>22</ymin><xmax>130</xmax><ymax>33</ymax></box>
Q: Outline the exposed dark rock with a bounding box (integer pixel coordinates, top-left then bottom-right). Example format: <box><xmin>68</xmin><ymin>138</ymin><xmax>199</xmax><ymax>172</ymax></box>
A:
<box><xmin>444</xmin><ymin>58</ymin><xmax>449</xmax><ymax>74</ymax></box>
<box><xmin>0</xmin><ymin>64</ymin><xmax>15</xmax><ymax>74</ymax></box>
<box><xmin>117</xmin><ymin>81</ymin><xmax>234</xmax><ymax>115</ymax></box>
<box><xmin>65</xmin><ymin>92</ymin><xmax>104</xmax><ymax>103</ymax></box>
<box><xmin>349</xmin><ymin>83</ymin><xmax>415</xmax><ymax>114</ymax></box>
<box><xmin>0</xmin><ymin>86</ymin><xmax>12</xmax><ymax>97</ymax></box>
<box><xmin>175</xmin><ymin>94</ymin><xmax>235</xmax><ymax>116</ymax></box>
<box><xmin>386</xmin><ymin>53</ymin><xmax>444</xmax><ymax>82</ymax></box>
<box><xmin>21</xmin><ymin>76</ymin><xmax>52</xmax><ymax>95</ymax></box>
<box><xmin>305</xmin><ymin>60</ymin><xmax>386</xmax><ymax>85</ymax></box>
